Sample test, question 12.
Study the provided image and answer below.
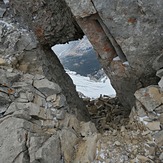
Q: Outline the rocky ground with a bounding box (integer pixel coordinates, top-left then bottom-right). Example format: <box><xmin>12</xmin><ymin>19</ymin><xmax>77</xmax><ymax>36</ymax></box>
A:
<box><xmin>0</xmin><ymin>1</ymin><xmax>163</xmax><ymax>163</ymax></box>
<box><xmin>0</xmin><ymin>65</ymin><xmax>162</xmax><ymax>163</ymax></box>
<box><xmin>85</xmin><ymin>92</ymin><xmax>163</xmax><ymax>163</ymax></box>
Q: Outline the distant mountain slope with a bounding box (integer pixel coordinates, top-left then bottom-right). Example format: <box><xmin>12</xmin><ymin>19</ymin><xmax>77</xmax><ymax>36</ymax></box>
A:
<box><xmin>52</xmin><ymin>36</ymin><xmax>101</xmax><ymax>76</ymax></box>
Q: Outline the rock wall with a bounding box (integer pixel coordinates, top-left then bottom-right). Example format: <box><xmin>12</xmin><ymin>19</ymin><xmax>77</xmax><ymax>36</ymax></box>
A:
<box><xmin>65</xmin><ymin>0</ymin><xmax>161</xmax><ymax>109</ymax></box>
<box><xmin>0</xmin><ymin>0</ymin><xmax>89</xmax><ymax>121</ymax></box>
<box><xmin>0</xmin><ymin>1</ymin><xmax>163</xmax><ymax>162</ymax></box>
<box><xmin>9</xmin><ymin>0</ymin><xmax>83</xmax><ymax>46</ymax></box>
<box><xmin>0</xmin><ymin>67</ymin><xmax>97</xmax><ymax>163</ymax></box>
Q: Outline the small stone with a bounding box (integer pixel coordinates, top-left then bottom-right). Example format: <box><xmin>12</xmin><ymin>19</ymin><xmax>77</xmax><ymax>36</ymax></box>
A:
<box><xmin>120</xmin><ymin>126</ymin><xmax>126</xmax><ymax>132</ymax></box>
<box><xmin>7</xmin><ymin>68</ymin><xmax>13</xmax><ymax>73</ymax></box>
<box><xmin>154</xmin><ymin>105</ymin><xmax>163</xmax><ymax>114</ymax></box>
<box><xmin>146</xmin><ymin>121</ymin><xmax>160</xmax><ymax>131</ymax></box>
<box><xmin>53</xmin><ymin>94</ymin><xmax>66</xmax><ymax>108</ymax></box>
<box><xmin>56</xmin><ymin>108</ymin><xmax>66</xmax><ymax>120</ymax></box>
<box><xmin>156</xmin><ymin>69</ymin><xmax>163</xmax><ymax>78</ymax></box>
<box><xmin>46</xmin><ymin>94</ymin><xmax>57</xmax><ymax>102</ymax></box>
<box><xmin>145</xmin><ymin>144</ymin><xmax>155</xmax><ymax>156</ymax></box>
<box><xmin>0</xmin><ymin>58</ymin><xmax>6</xmax><ymax>65</ymax></box>
<box><xmin>80</xmin><ymin>122</ymin><xmax>97</xmax><ymax>137</ymax></box>
<box><xmin>22</xmin><ymin>74</ymin><xmax>34</xmax><ymax>83</ymax></box>
<box><xmin>114</xmin><ymin>141</ymin><xmax>121</xmax><ymax>146</ymax></box>
<box><xmin>158</xmin><ymin>77</ymin><xmax>163</xmax><ymax>89</ymax></box>
<box><xmin>34</xmin><ymin>74</ymin><xmax>45</xmax><ymax>80</ymax></box>
<box><xmin>159</xmin><ymin>152</ymin><xmax>163</xmax><ymax>161</ymax></box>
<box><xmin>0</xmin><ymin>8</ymin><xmax>6</xmax><ymax>18</ymax></box>
<box><xmin>154</xmin><ymin>130</ymin><xmax>163</xmax><ymax>147</ymax></box>
<box><xmin>0</xmin><ymin>92</ymin><xmax>11</xmax><ymax>105</ymax></box>
<box><xmin>153</xmin><ymin>53</ymin><xmax>163</xmax><ymax>71</ymax></box>
<box><xmin>137</xmin><ymin>155</ymin><xmax>152</xmax><ymax>162</ymax></box>
<box><xmin>142</xmin><ymin>130</ymin><xmax>150</xmax><ymax>136</ymax></box>
<box><xmin>158</xmin><ymin>113</ymin><xmax>163</xmax><ymax>124</ymax></box>
<box><xmin>0</xmin><ymin>105</ymin><xmax>9</xmax><ymax>114</ymax></box>
<box><xmin>33</xmin><ymin>94</ymin><xmax>46</xmax><ymax>107</ymax></box>
<box><xmin>26</xmin><ymin>92</ymin><xmax>34</xmax><ymax>102</ymax></box>
<box><xmin>112</xmin><ymin>130</ymin><xmax>117</xmax><ymax>136</ymax></box>
<box><xmin>18</xmin><ymin>64</ymin><xmax>28</xmax><ymax>73</ymax></box>
<box><xmin>135</xmin><ymin>86</ymin><xmax>162</xmax><ymax>112</ymax></box>
<box><xmin>33</xmin><ymin>79</ymin><xmax>61</xmax><ymax>96</ymax></box>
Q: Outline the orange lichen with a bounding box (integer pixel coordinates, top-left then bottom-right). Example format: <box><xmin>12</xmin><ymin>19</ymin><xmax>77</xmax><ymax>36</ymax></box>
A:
<box><xmin>35</xmin><ymin>26</ymin><xmax>44</xmax><ymax>37</ymax></box>
<box><xmin>7</xmin><ymin>88</ymin><xmax>15</xmax><ymax>95</ymax></box>
<box><xmin>128</xmin><ymin>17</ymin><xmax>137</xmax><ymax>24</ymax></box>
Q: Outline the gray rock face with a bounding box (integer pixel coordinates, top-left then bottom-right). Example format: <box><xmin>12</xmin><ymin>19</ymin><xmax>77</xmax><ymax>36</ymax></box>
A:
<box><xmin>0</xmin><ymin>69</ymin><xmax>97</xmax><ymax>163</ymax></box>
<box><xmin>10</xmin><ymin>0</ymin><xmax>83</xmax><ymax>46</ymax></box>
<box><xmin>159</xmin><ymin>77</ymin><xmax>163</xmax><ymax>89</ymax></box>
<box><xmin>134</xmin><ymin>86</ymin><xmax>163</xmax><ymax>112</ymax></box>
<box><xmin>153</xmin><ymin>53</ymin><xmax>163</xmax><ymax>71</ymax></box>
<box><xmin>65</xmin><ymin>0</ymin><xmax>96</xmax><ymax>18</ymax></box>
<box><xmin>65</xmin><ymin>0</ymin><xmax>161</xmax><ymax>109</ymax></box>
<box><xmin>0</xmin><ymin>3</ymin><xmax>89</xmax><ymax>121</ymax></box>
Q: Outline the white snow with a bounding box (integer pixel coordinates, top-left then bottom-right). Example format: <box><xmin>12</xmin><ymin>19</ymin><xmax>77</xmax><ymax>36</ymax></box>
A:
<box><xmin>66</xmin><ymin>70</ymin><xmax>116</xmax><ymax>99</ymax></box>
<box><xmin>3</xmin><ymin>0</ymin><xmax>9</xmax><ymax>4</ymax></box>
<box><xmin>113</xmin><ymin>56</ymin><xmax>120</xmax><ymax>61</ymax></box>
<box><xmin>0</xmin><ymin>20</ymin><xmax>13</xmax><ymax>28</ymax></box>
<box><xmin>123</xmin><ymin>61</ymin><xmax>130</xmax><ymax>66</ymax></box>
<box><xmin>139</xmin><ymin>116</ymin><xmax>149</xmax><ymax>125</ymax></box>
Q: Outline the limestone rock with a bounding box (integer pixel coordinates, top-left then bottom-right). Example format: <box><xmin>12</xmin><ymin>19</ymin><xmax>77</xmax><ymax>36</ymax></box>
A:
<box><xmin>158</xmin><ymin>77</ymin><xmax>163</xmax><ymax>89</ymax></box>
<box><xmin>34</xmin><ymin>134</ymin><xmax>62</xmax><ymax>163</ymax></box>
<box><xmin>74</xmin><ymin>134</ymin><xmax>98</xmax><ymax>162</ymax></box>
<box><xmin>0</xmin><ymin>92</ymin><xmax>11</xmax><ymax>106</ymax></box>
<box><xmin>0</xmin><ymin>58</ymin><xmax>6</xmax><ymax>65</ymax></box>
<box><xmin>65</xmin><ymin>0</ymin><xmax>96</xmax><ymax>18</ymax></box>
<box><xmin>159</xmin><ymin>153</ymin><xmax>163</xmax><ymax>161</ymax></box>
<box><xmin>53</xmin><ymin>94</ymin><xmax>66</xmax><ymax>108</ymax></box>
<box><xmin>137</xmin><ymin>155</ymin><xmax>153</xmax><ymax>163</ymax></box>
<box><xmin>154</xmin><ymin>130</ymin><xmax>163</xmax><ymax>147</ymax></box>
<box><xmin>156</xmin><ymin>69</ymin><xmax>163</xmax><ymax>78</ymax></box>
<box><xmin>0</xmin><ymin>7</ymin><xmax>6</xmax><ymax>18</ymax></box>
<box><xmin>146</xmin><ymin>121</ymin><xmax>160</xmax><ymax>131</ymax></box>
<box><xmin>135</xmin><ymin>86</ymin><xmax>163</xmax><ymax>112</ymax></box>
<box><xmin>10</xmin><ymin>0</ymin><xmax>83</xmax><ymax>46</ymax></box>
<box><xmin>0</xmin><ymin>117</ymin><xmax>30</xmax><ymax>163</ymax></box>
<box><xmin>56</xmin><ymin>108</ymin><xmax>66</xmax><ymax>120</ymax></box>
<box><xmin>159</xmin><ymin>113</ymin><xmax>163</xmax><ymax>124</ymax></box>
<box><xmin>80</xmin><ymin>121</ymin><xmax>97</xmax><ymax>137</ymax></box>
<box><xmin>153</xmin><ymin>53</ymin><xmax>163</xmax><ymax>71</ymax></box>
<box><xmin>33</xmin><ymin>79</ymin><xmax>61</xmax><ymax>96</ymax></box>
<box><xmin>59</xmin><ymin>128</ymin><xmax>78</xmax><ymax>163</ymax></box>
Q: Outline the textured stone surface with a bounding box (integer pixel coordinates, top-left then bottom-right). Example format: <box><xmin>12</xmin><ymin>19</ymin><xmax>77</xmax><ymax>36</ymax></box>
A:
<box><xmin>66</xmin><ymin>0</ymin><xmax>161</xmax><ymax>109</ymax></box>
<box><xmin>158</xmin><ymin>77</ymin><xmax>163</xmax><ymax>89</ymax></box>
<box><xmin>33</xmin><ymin>79</ymin><xmax>61</xmax><ymax>96</ymax></box>
<box><xmin>0</xmin><ymin>3</ymin><xmax>89</xmax><ymax>121</ymax></box>
<box><xmin>146</xmin><ymin>121</ymin><xmax>161</xmax><ymax>131</ymax></box>
<box><xmin>10</xmin><ymin>0</ymin><xmax>83</xmax><ymax>46</ymax></box>
<box><xmin>156</xmin><ymin>69</ymin><xmax>163</xmax><ymax>79</ymax></box>
<box><xmin>65</xmin><ymin>0</ymin><xmax>96</xmax><ymax>18</ymax></box>
<box><xmin>94</xmin><ymin>0</ymin><xmax>162</xmax><ymax>108</ymax></box>
<box><xmin>135</xmin><ymin>86</ymin><xmax>163</xmax><ymax>112</ymax></box>
<box><xmin>153</xmin><ymin>53</ymin><xmax>163</xmax><ymax>71</ymax></box>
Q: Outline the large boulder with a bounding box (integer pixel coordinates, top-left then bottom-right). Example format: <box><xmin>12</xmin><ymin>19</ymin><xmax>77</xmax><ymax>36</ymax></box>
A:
<box><xmin>65</xmin><ymin>0</ymin><xmax>162</xmax><ymax>109</ymax></box>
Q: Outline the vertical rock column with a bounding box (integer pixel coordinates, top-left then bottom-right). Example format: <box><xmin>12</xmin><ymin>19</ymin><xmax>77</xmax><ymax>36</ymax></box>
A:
<box><xmin>65</xmin><ymin>0</ymin><xmax>140</xmax><ymax>109</ymax></box>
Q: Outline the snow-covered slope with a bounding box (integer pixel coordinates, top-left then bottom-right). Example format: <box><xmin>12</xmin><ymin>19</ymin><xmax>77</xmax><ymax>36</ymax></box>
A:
<box><xmin>67</xmin><ymin>70</ymin><xmax>116</xmax><ymax>99</ymax></box>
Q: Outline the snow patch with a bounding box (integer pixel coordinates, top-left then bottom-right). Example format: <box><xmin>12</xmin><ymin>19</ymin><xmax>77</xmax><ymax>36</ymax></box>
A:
<box><xmin>113</xmin><ymin>56</ymin><xmax>120</xmax><ymax>61</ymax></box>
<box><xmin>139</xmin><ymin>116</ymin><xmax>149</xmax><ymax>125</ymax></box>
<box><xmin>123</xmin><ymin>61</ymin><xmax>130</xmax><ymax>66</ymax></box>
<box><xmin>0</xmin><ymin>20</ymin><xmax>13</xmax><ymax>28</ymax></box>
<box><xmin>66</xmin><ymin>70</ymin><xmax>116</xmax><ymax>99</ymax></box>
